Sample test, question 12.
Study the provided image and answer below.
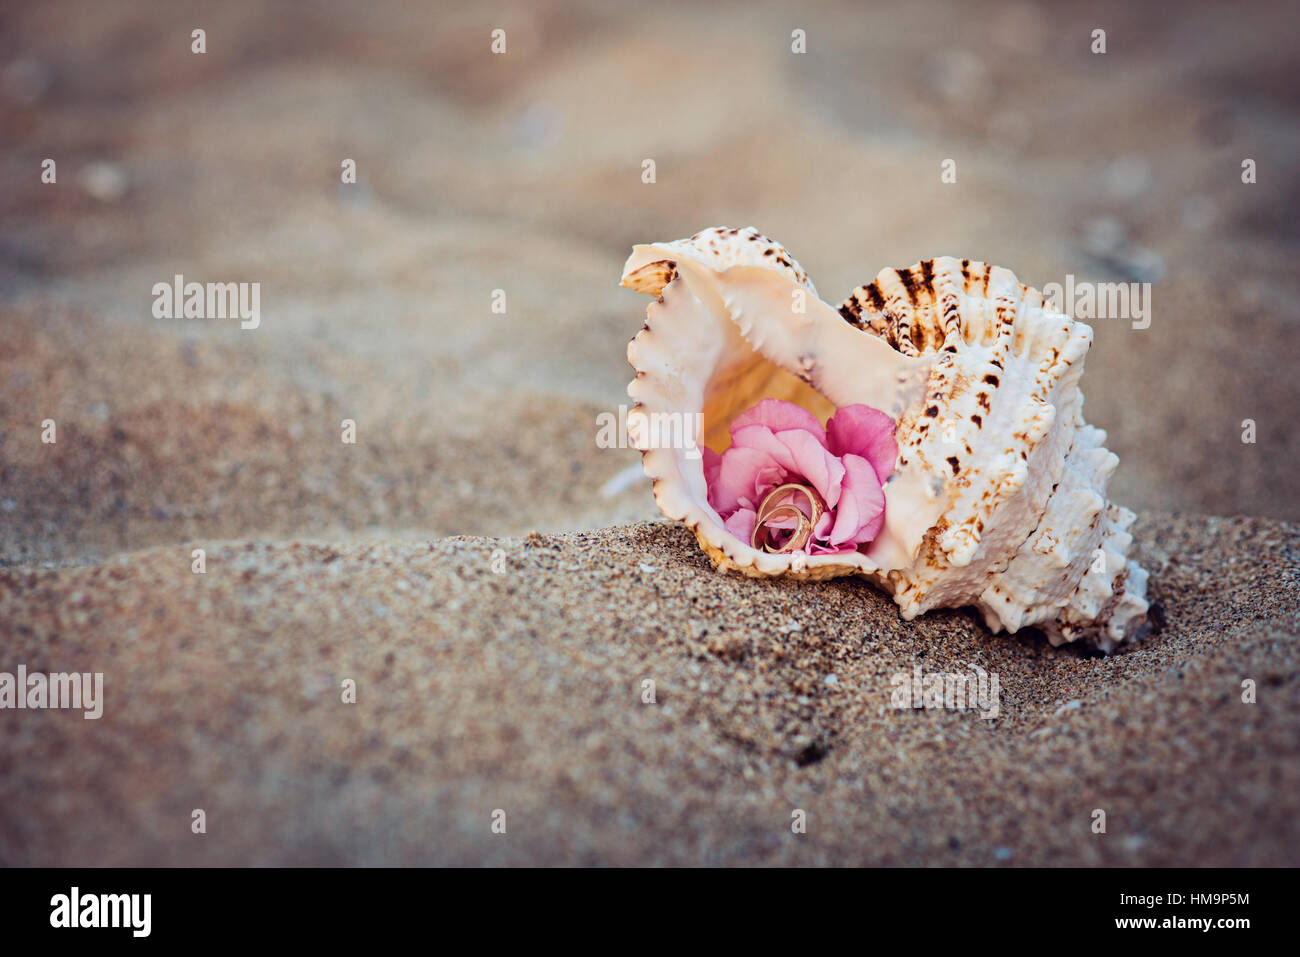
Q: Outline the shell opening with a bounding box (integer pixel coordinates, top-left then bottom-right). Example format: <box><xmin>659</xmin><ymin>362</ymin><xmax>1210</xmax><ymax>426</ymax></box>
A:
<box><xmin>700</xmin><ymin>332</ymin><xmax>836</xmax><ymax>454</ymax></box>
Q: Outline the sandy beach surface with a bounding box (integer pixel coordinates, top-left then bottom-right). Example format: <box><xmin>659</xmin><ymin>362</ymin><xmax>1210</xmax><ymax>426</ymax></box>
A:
<box><xmin>1</xmin><ymin>0</ymin><xmax>1298</xmax><ymax>865</ymax></box>
<box><xmin>1</xmin><ymin>515</ymin><xmax>1297</xmax><ymax>866</ymax></box>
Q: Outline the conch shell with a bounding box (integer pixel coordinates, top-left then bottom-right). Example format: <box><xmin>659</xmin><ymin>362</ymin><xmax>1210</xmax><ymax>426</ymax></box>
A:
<box><xmin>621</xmin><ymin>227</ymin><xmax>1150</xmax><ymax>650</ymax></box>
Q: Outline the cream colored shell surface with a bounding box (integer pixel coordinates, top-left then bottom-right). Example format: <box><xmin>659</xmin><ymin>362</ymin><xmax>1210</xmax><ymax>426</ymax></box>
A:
<box><xmin>622</xmin><ymin>228</ymin><xmax>1150</xmax><ymax>650</ymax></box>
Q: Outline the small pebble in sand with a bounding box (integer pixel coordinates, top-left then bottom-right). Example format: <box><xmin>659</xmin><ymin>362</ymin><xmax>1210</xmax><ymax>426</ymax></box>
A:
<box><xmin>78</xmin><ymin>161</ymin><xmax>128</xmax><ymax>202</ymax></box>
<box><xmin>1103</xmin><ymin>156</ymin><xmax>1153</xmax><ymax>200</ymax></box>
<box><xmin>601</xmin><ymin>463</ymin><xmax>647</xmax><ymax>499</ymax></box>
<box><xmin>1081</xmin><ymin>216</ymin><xmax>1128</xmax><ymax>257</ymax></box>
<box><xmin>515</xmin><ymin>102</ymin><xmax>562</xmax><ymax>149</ymax></box>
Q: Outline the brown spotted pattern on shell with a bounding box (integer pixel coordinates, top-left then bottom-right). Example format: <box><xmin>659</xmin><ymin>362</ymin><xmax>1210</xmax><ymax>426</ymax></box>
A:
<box><xmin>621</xmin><ymin>231</ymin><xmax>1150</xmax><ymax>650</ymax></box>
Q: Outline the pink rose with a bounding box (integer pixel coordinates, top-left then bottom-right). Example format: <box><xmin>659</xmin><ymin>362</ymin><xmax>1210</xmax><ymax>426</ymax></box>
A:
<box><xmin>701</xmin><ymin>398</ymin><xmax>897</xmax><ymax>555</ymax></box>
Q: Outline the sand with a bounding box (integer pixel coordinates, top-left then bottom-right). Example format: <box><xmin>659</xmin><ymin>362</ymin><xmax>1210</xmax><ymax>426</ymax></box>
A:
<box><xmin>1</xmin><ymin>0</ymin><xmax>1298</xmax><ymax>865</ymax></box>
<box><xmin>1</xmin><ymin>514</ymin><xmax>1297</xmax><ymax>866</ymax></box>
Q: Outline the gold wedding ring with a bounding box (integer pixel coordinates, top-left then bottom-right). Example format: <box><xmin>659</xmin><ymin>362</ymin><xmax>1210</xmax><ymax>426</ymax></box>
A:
<box><xmin>750</xmin><ymin>483</ymin><xmax>825</xmax><ymax>554</ymax></box>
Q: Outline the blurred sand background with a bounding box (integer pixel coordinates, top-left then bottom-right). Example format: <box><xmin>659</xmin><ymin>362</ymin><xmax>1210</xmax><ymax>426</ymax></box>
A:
<box><xmin>1</xmin><ymin>0</ymin><xmax>1298</xmax><ymax>866</ymax></box>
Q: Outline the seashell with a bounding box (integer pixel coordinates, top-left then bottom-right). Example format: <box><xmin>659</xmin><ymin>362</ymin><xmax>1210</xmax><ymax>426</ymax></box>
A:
<box><xmin>621</xmin><ymin>226</ymin><xmax>1150</xmax><ymax>650</ymax></box>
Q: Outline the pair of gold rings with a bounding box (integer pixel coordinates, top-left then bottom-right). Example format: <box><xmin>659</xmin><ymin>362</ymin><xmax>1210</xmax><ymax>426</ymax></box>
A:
<box><xmin>750</xmin><ymin>483</ymin><xmax>825</xmax><ymax>554</ymax></box>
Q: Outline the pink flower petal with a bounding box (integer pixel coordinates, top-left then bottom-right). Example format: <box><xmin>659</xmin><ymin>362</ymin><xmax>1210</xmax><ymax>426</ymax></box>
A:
<box><xmin>827</xmin><ymin>453</ymin><xmax>886</xmax><ymax>546</ymax></box>
<box><xmin>807</xmin><ymin>540</ymin><xmax>857</xmax><ymax>555</ymax></box>
<box><xmin>723</xmin><ymin>507</ymin><xmax>757</xmax><ymax>547</ymax></box>
<box><xmin>826</xmin><ymin>404</ymin><xmax>898</xmax><ymax>482</ymax></box>
<box><xmin>710</xmin><ymin>446</ymin><xmax>777</xmax><ymax>514</ymax></box>
<box><xmin>772</xmin><ymin>427</ymin><xmax>845</xmax><ymax>510</ymax></box>
<box><xmin>705</xmin><ymin>398</ymin><xmax>891</xmax><ymax>557</ymax></box>
<box><xmin>747</xmin><ymin>463</ymin><xmax>786</xmax><ymax>509</ymax></box>
<box><xmin>730</xmin><ymin>398</ymin><xmax>826</xmax><ymax>443</ymax></box>
<box><xmin>729</xmin><ymin>424</ymin><xmax>845</xmax><ymax>510</ymax></box>
<box><xmin>730</xmin><ymin>424</ymin><xmax>801</xmax><ymax>476</ymax></box>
